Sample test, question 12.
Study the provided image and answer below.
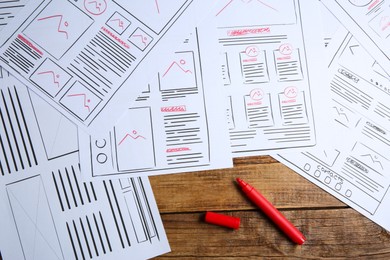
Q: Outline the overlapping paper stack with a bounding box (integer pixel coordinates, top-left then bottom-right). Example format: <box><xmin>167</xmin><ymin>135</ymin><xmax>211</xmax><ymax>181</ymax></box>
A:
<box><xmin>0</xmin><ymin>0</ymin><xmax>389</xmax><ymax>259</ymax></box>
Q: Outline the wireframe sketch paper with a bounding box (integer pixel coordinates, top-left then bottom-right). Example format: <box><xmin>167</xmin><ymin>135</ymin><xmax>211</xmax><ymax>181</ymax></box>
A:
<box><xmin>0</xmin><ymin>0</ymin><xmax>216</xmax><ymax>133</ymax></box>
<box><xmin>275</xmin><ymin>30</ymin><xmax>390</xmax><ymax>231</ymax></box>
<box><xmin>0</xmin><ymin>70</ymin><xmax>170</xmax><ymax>259</ymax></box>
<box><xmin>214</xmin><ymin>0</ymin><xmax>326</xmax><ymax>156</ymax></box>
<box><xmin>321</xmin><ymin>0</ymin><xmax>390</xmax><ymax>70</ymax></box>
<box><xmin>0</xmin><ymin>0</ymin><xmax>29</xmax><ymax>32</ymax></box>
<box><xmin>78</xmin><ymin>24</ymin><xmax>233</xmax><ymax>179</ymax></box>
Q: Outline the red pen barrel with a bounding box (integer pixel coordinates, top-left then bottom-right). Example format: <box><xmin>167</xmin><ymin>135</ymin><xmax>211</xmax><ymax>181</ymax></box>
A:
<box><xmin>236</xmin><ymin>178</ymin><xmax>306</xmax><ymax>245</ymax></box>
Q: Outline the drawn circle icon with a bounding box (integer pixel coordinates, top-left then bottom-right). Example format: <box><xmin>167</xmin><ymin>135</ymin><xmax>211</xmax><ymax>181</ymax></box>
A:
<box><xmin>96</xmin><ymin>153</ymin><xmax>108</xmax><ymax>164</ymax></box>
<box><xmin>250</xmin><ymin>88</ymin><xmax>264</xmax><ymax>101</ymax></box>
<box><xmin>284</xmin><ymin>86</ymin><xmax>298</xmax><ymax>98</ymax></box>
<box><xmin>348</xmin><ymin>0</ymin><xmax>373</xmax><ymax>6</ymax></box>
<box><xmin>279</xmin><ymin>43</ymin><xmax>293</xmax><ymax>55</ymax></box>
<box><xmin>95</xmin><ymin>139</ymin><xmax>107</xmax><ymax>148</ymax></box>
<box><xmin>84</xmin><ymin>0</ymin><xmax>107</xmax><ymax>15</ymax></box>
<box><xmin>241</xmin><ymin>0</ymin><xmax>252</xmax><ymax>3</ymax></box>
<box><xmin>245</xmin><ymin>45</ymin><xmax>259</xmax><ymax>57</ymax></box>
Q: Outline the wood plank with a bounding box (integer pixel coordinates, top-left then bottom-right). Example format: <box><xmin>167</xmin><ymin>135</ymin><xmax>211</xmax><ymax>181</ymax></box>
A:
<box><xmin>150</xmin><ymin>158</ymin><xmax>345</xmax><ymax>213</ymax></box>
<box><xmin>155</xmin><ymin>208</ymin><xmax>390</xmax><ymax>259</ymax></box>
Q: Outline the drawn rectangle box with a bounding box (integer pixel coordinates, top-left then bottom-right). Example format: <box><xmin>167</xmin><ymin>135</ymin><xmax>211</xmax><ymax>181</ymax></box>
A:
<box><xmin>274</xmin><ymin>48</ymin><xmax>303</xmax><ymax>82</ymax></box>
<box><xmin>240</xmin><ymin>49</ymin><xmax>269</xmax><ymax>84</ymax></box>
<box><xmin>30</xmin><ymin>58</ymin><xmax>72</xmax><ymax>98</ymax></box>
<box><xmin>278</xmin><ymin>90</ymin><xmax>308</xmax><ymax>125</ymax></box>
<box><xmin>23</xmin><ymin>0</ymin><xmax>93</xmax><ymax>59</ymax></box>
<box><xmin>369</xmin><ymin>8</ymin><xmax>390</xmax><ymax>39</ymax></box>
<box><xmin>159</xmin><ymin>51</ymin><xmax>196</xmax><ymax>91</ymax></box>
<box><xmin>6</xmin><ymin>175</ymin><xmax>64</xmax><ymax>260</ymax></box>
<box><xmin>114</xmin><ymin>107</ymin><xmax>155</xmax><ymax>171</ymax></box>
<box><xmin>123</xmin><ymin>178</ymin><xmax>157</xmax><ymax>243</ymax></box>
<box><xmin>244</xmin><ymin>92</ymin><xmax>273</xmax><ymax>128</ymax></box>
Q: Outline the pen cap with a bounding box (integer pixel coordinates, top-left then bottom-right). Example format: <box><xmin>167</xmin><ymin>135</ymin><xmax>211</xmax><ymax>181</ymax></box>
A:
<box><xmin>204</xmin><ymin>211</ymin><xmax>240</xmax><ymax>229</ymax></box>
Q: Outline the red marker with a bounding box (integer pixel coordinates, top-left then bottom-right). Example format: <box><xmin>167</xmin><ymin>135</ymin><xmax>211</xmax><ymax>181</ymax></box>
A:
<box><xmin>236</xmin><ymin>178</ymin><xmax>306</xmax><ymax>245</ymax></box>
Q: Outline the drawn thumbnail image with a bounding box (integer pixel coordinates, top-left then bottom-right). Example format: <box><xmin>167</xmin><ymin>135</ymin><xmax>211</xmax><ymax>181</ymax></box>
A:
<box><xmin>159</xmin><ymin>51</ymin><xmax>197</xmax><ymax>91</ymax></box>
<box><xmin>23</xmin><ymin>0</ymin><xmax>93</xmax><ymax>59</ymax></box>
<box><xmin>114</xmin><ymin>107</ymin><xmax>156</xmax><ymax>171</ymax></box>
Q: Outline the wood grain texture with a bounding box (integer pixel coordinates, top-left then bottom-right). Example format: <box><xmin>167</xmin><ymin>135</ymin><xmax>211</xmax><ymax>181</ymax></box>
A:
<box><xmin>150</xmin><ymin>156</ymin><xmax>390</xmax><ymax>258</ymax></box>
<box><xmin>150</xmin><ymin>158</ymin><xmax>344</xmax><ymax>213</ymax></box>
<box><xmin>155</xmin><ymin>209</ymin><xmax>390</xmax><ymax>259</ymax></box>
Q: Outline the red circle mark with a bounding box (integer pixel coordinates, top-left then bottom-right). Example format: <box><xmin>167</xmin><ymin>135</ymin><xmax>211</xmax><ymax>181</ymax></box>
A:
<box><xmin>284</xmin><ymin>86</ymin><xmax>298</xmax><ymax>98</ymax></box>
<box><xmin>84</xmin><ymin>0</ymin><xmax>107</xmax><ymax>15</ymax></box>
<box><xmin>180</xmin><ymin>59</ymin><xmax>186</xmax><ymax>65</ymax></box>
<box><xmin>279</xmin><ymin>43</ymin><xmax>293</xmax><ymax>55</ymax></box>
<box><xmin>245</xmin><ymin>45</ymin><xmax>259</xmax><ymax>57</ymax></box>
<box><xmin>250</xmin><ymin>88</ymin><xmax>264</xmax><ymax>101</ymax></box>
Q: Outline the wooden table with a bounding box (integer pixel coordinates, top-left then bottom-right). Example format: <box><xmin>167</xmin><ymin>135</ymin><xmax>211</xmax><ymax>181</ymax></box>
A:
<box><xmin>150</xmin><ymin>156</ymin><xmax>390</xmax><ymax>259</ymax></box>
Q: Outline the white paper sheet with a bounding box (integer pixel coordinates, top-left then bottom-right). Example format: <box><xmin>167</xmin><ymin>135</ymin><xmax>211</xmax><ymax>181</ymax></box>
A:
<box><xmin>321</xmin><ymin>0</ymin><xmax>390</xmax><ymax>70</ymax></box>
<box><xmin>78</xmin><ymin>23</ymin><xmax>233</xmax><ymax>179</ymax></box>
<box><xmin>0</xmin><ymin>70</ymin><xmax>170</xmax><ymax>259</ymax></box>
<box><xmin>0</xmin><ymin>0</ymin><xmax>215</xmax><ymax>133</ymax></box>
<box><xmin>275</xmin><ymin>30</ymin><xmax>390</xmax><ymax>231</ymax></box>
<box><xmin>214</xmin><ymin>0</ymin><xmax>327</xmax><ymax>156</ymax></box>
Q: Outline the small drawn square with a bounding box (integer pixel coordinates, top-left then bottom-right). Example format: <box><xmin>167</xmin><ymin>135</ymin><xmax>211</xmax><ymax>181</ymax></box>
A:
<box><xmin>106</xmin><ymin>12</ymin><xmax>131</xmax><ymax>35</ymax></box>
<box><xmin>60</xmin><ymin>81</ymin><xmax>101</xmax><ymax>121</ymax></box>
<box><xmin>129</xmin><ymin>28</ymin><xmax>153</xmax><ymax>51</ymax></box>
<box><xmin>30</xmin><ymin>58</ymin><xmax>72</xmax><ymax>97</ymax></box>
<box><xmin>369</xmin><ymin>9</ymin><xmax>390</xmax><ymax>39</ymax></box>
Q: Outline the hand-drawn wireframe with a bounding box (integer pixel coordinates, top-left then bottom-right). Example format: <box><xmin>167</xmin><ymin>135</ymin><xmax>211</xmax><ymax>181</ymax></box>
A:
<box><xmin>79</xmin><ymin>27</ymin><xmax>232</xmax><ymax>178</ymax></box>
<box><xmin>276</xmin><ymin>32</ymin><xmax>390</xmax><ymax>231</ymax></box>
<box><xmin>273</xmin><ymin>47</ymin><xmax>304</xmax><ymax>82</ymax></box>
<box><xmin>114</xmin><ymin>107</ymin><xmax>156</xmax><ymax>171</ymax></box>
<box><xmin>278</xmin><ymin>90</ymin><xmax>308</xmax><ymax>125</ymax></box>
<box><xmin>60</xmin><ymin>81</ymin><xmax>102</xmax><ymax>121</ymax></box>
<box><xmin>0</xmin><ymin>75</ymin><xmax>43</xmax><ymax>175</ymax></box>
<box><xmin>84</xmin><ymin>0</ymin><xmax>107</xmax><ymax>16</ymax></box>
<box><xmin>240</xmin><ymin>48</ymin><xmax>270</xmax><ymax>84</ymax></box>
<box><xmin>129</xmin><ymin>27</ymin><xmax>153</xmax><ymax>51</ymax></box>
<box><xmin>226</xmin><ymin>96</ymin><xmax>235</xmax><ymax>129</ymax></box>
<box><xmin>221</xmin><ymin>53</ymin><xmax>232</xmax><ymax>85</ymax></box>
<box><xmin>160</xmin><ymin>51</ymin><xmax>196</xmax><ymax>91</ymax></box>
<box><xmin>113</xmin><ymin>0</ymin><xmax>187</xmax><ymax>34</ymax></box>
<box><xmin>215</xmin><ymin>0</ymin><xmax>296</xmax><ymax>27</ymax></box>
<box><xmin>0</xmin><ymin>71</ymin><xmax>169</xmax><ymax>258</ymax></box>
<box><xmin>244</xmin><ymin>91</ymin><xmax>274</xmax><ymax>128</ymax></box>
<box><xmin>30</xmin><ymin>59</ymin><xmax>72</xmax><ymax>98</ymax></box>
<box><xmin>29</xmin><ymin>91</ymin><xmax>78</xmax><ymax>161</ymax></box>
<box><xmin>106</xmin><ymin>12</ymin><xmax>131</xmax><ymax>35</ymax></box>
<box><xmin>218</xmin><ymin>0</ymin><xmax>322</xmax><ymax>156</ymax></box>
<box><xmin>23</xmin><ymin>1</ymin><xmax>93</xmax><ymax>59</ymax></box>
<box><xmin>0</xmin><ymin>0</ymin><xmax>29</xmax><ymax>32</ymax></box>
<box><xmin>0</xmin><ymin>70</ymin><xmax>78</xmax><ymax>173</ymax></box>
<box><xmin>0</xmin><ymin>0</ymin><xmax>211</xmax><ymax>132</ymax></box>
<box><xmin>321</xmin><ymin>0</ymin><xmax>390</xmax><ymax>70</ymax></box>
<box><xmin>6</xmin><ymin>175</ymin><xmax>64</xmax><ymax>260</ymax></box>
<box><xmin>0</xmin><ymin>153</ymin><xmax>170</xmax><ymax>259</ymax></box>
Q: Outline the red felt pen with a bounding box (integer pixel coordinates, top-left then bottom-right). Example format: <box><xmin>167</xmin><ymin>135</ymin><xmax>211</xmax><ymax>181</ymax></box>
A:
<box><xmin>236</xmin><ymin>178</ymin><xmax>306</xmax><ymax>245</ymax></box>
